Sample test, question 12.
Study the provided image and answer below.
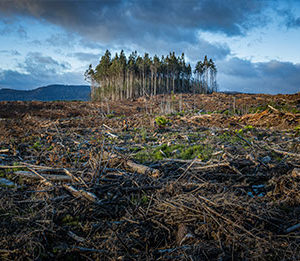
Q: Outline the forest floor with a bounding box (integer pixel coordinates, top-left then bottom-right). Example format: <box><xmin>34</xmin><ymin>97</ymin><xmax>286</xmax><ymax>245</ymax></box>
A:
<box><xmin>0</xmin><ymin>92</ymin><xmax>299</xmax><ymax>260</ymax></box>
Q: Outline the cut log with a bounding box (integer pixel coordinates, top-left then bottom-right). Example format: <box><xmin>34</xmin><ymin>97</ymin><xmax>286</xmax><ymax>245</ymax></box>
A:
<box><xmin>13</xmin><ymin>171</ymin><xmax>72</xmax><ymax>182</ymax></box>
<box><xmin>102</xmin><ymin>150</ymin><xmax>160</xmax><ymax>177</ymax></box>
<box><xmin>63</xmin><ymin>184</ymin><xmax>99</xmax><ymax>202</ymax></box>
<box><xmin>126</xmin><ymin>160</ymin><xmax>160</xmax><ymax>177</ymax></box>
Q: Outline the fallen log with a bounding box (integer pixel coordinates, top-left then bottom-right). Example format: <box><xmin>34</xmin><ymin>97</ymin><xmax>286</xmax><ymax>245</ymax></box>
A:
<box><xmin>13</xmin><ymin>170</ymin><xmax>72</xmax><ymax>182</ymax></box>
<box><xmin>126</xmin><ymin>160</ymin><xmax>160</xmax><ymax>177</ymax></box>
<box><xmin>102</xmin><ymin>150</ymin><xmax>160</xmax><ymax>177</ymax></box>
<box><xmin>63</xmin><ymin>184</ymin><xmax>99</xmax><ymax>202</ymax></box>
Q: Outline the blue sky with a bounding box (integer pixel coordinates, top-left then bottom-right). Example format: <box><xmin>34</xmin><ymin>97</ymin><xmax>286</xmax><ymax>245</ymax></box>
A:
<box><xmin>0</xmin><ymin>0</ymin><xmax>299</xmax><ymax>94</ymax></box>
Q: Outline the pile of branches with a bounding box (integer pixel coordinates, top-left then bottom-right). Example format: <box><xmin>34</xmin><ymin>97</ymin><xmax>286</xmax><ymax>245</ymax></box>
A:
<box><xmin>0</xmin><ymin>142</ymin><xmax>299</xmax><ymax>260</ymax></box>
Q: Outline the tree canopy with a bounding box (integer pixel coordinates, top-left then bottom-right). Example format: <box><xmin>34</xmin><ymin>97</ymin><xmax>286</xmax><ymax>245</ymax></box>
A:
<box><xmin>85</xmin><ymin>50</ymin><xmax>217</xmax><ymax>101</ymax></box>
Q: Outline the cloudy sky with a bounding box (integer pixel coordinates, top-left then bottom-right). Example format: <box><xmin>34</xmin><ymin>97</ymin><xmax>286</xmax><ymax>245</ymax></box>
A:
<box><xmin>0</xmin><ymin>0</ymin><xmax>299</xmax><ymax>94</ymax></box>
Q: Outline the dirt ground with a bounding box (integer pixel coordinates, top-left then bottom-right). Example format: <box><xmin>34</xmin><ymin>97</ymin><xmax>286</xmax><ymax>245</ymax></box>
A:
<box><xmin>0</xmin><ymin>92</ymin><xmax>299</xmax><ymax>260</ymax></box>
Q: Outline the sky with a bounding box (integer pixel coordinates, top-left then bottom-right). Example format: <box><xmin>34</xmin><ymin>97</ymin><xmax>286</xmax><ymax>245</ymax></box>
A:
<box><xmin>0</xmin><ymin>0</ymin><xmax>299</xmax><ymax>94</ymax></box>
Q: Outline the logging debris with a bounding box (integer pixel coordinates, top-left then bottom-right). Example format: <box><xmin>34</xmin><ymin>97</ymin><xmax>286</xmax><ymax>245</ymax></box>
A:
<box><xmin>0</xmin><ymin>93</ymin><xmax>299</xmax><ymax>260</ymax></box>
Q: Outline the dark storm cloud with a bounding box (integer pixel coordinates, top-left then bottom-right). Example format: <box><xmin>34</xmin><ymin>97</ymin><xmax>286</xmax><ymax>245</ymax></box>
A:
<box><xmin>0</xmin><ymin>69</ymin><xmax>38</xmax><ymax>89</ymax></box>
<box><xmin>219</xmin><ymin>58</ymin><xmax>300</xmax><ymax>94</ymax></box>
<box><xmin>0</xmin><ymin>0</ymin><xmax>270</xmax><ymax>45</ymax></box>
<box><xmin>219</xmin><ymin>58</ymin><xmax>258</xmax><ymax>78</ymax></box>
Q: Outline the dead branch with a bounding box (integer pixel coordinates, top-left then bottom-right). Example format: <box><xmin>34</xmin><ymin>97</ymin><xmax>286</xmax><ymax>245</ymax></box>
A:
<box><xmin>102</xmin><ymin>150</ymin><xmax>160</xmax><ymax>177</ymax></box>
<box><xmin>126</xmin><ymin>160</ymin><xmax>160</xmax><ymax>177</ymax></box>
<box><xmin>13</xmin><ymin>171</ymin><xmax>72</xmax><ymax>182</ymax></box>
<box><xmin>63</xmin><ymin>184</ymin><xmax>99</xmax><ymax>202</ymax></box>
<box><xmin>286</xmin><ymin>223</ymin><xmax>300</xmax><ymax>233</ymax></box>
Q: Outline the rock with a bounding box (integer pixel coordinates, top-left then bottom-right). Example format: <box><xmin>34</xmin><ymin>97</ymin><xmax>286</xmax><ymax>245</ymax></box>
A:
<box><xmin>261</xmin><ymin>156</ymin><xmax>271</xmax><ymax>163</ymax></box>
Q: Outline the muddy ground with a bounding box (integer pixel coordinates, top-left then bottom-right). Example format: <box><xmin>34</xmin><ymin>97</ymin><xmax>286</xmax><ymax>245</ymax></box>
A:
<box><xmin>0</xmin><ymin>92</ymin><xmax>299</xmax><ymax>260</ymax></box>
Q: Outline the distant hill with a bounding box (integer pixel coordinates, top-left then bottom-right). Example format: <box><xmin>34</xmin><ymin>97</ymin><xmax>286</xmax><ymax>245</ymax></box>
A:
<box><xmin>0</xmin><ymin>85</ymin><xmax>91</xmax><ymax>101</ymax></box>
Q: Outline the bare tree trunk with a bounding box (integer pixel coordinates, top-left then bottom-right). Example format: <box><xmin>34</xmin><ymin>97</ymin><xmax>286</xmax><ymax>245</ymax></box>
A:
<box><xmin>154</xmin><ymin>69</ymin><xmax>157</xmax><ymax>96</ymax></box>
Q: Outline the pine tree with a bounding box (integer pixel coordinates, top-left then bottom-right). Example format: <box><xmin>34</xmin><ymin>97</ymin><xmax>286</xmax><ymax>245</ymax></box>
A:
<box><xmin>86</xmin><ymin>50</ymin><xmax>217</xmax><ymax>101</ymax></box>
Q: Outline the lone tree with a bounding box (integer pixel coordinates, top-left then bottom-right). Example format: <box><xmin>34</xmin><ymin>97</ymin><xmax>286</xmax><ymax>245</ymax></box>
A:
<box><xmin>85</xmin><ymin>50</ymin><xmax>218</xmax><ymax>101</ymax></box>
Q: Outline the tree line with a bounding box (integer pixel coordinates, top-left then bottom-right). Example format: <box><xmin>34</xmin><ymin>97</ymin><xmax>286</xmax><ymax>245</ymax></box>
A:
<box><xmin>85</xmin><ymin>50</ymin><xmax>217</xmax><ymax>101</ymax></box>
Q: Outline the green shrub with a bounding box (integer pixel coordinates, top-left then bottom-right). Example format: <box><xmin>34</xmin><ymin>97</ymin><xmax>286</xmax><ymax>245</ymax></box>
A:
<box><xmin>155</xmin><ymin>116</ymin><xmax>170</xmax><ymax>128</ymax></box>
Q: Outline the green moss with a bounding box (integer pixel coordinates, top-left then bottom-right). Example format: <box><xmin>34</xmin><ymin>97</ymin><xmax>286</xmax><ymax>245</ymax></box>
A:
<box><xmin>219</xmin><ymin>132</ymin><xmax>241</xmax><ymax>144</ymax></box>
<box><xmin>135</xmin><ymin>143</ymin><xmax>213</xmax><ymax>163</ymax></box>
<box><xmin>271</xmin><ymin>151</ymin><xmax>283</xmax><ymax>162</ymax></box>
<box><xmin>134</xmin><ymin>150</ymin><xmax>151</xmax><ymax>163</ymax></box>
<box><xmin>31</xmin><ymin>141</ymin><xmax>42</xmax><ymax>151</ymax></box>
<box><xmin>0</xmin><ymin>170</ymin><xmax>5</xmax><ymax>178</ymax></box>
<box><xmin>235</xmin><ymin>128</ymin><xmax>244</xmax><ymax>135</ymax></box>
<box><xmin>176</xmin><ymin>111</ymin><xmax>185</xmax><ymax>116</ymax></box>
<box><xmin>130</xmin><ymin>147</ymin><xmax>142</xmax><ymax>152</ymax></box>
<box><xmin>106</xmin><ymin>114</ymin><xmax>115</xmax><ymax>119</ymax></box>
<box><xmin>61</xmin><ymin>214</ymin><xmax>80</xmax><ymax>226</ymax></box>
<box><xmin>244</xmin><ymin>125</ymin><xmax>254</xmax><ymax>130</ymax></box>
<box><xmin>141</xmin><ymin>128</ymin><xmax>147</xmax><ymax>141</ymax></box>
<box><xmin>47</xmin><ymin>145</ymin><xmax>54</xmax><ymax>151</ymax></box>
<box><xmin>131</xmin><ymin>193</ymin><xmax>149</xmax><ymax>206</ymax></box>
<box><xmin>249</xmin><ymin>105</ymin><xmax>268</xmax><ymax>114</ymax></box>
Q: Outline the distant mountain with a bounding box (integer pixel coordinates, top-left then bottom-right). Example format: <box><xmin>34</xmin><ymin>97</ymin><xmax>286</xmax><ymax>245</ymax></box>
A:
<box><xmin>0</xmin><ymin>85</ymin><xmax>91</xmax><ymax>101</ymax></box>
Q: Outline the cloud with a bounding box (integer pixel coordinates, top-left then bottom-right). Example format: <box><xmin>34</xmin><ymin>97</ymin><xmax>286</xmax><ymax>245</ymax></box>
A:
<box><xmin>1</xmin><ymin>0</ymin><xmax>297</xmax><ymax>94</ymax></box>
<box><xmin>0</xmin><ymin>0</ymin><xmax>271</xmax><ymax>46</ymax></box>
<box><xmin>0</xmin><ymin>70</ymin><xmax>37</xmax><ymax>89</ymax></box>
<box><xmin>16</xmin><ymin>25</ymin><xmax>27</xmax><ymax>38</ymax></box>
<box><xmin>19</xmin><ymin>52</ymin><xmax>71</xmax><ymax>77</ymax></box>
<box><xmin>277</xmin><ymin>8</ymin><xmax>300</xmax><ymax>28</ymax></box>
<box><xmin>0</xmin><ymin>20</ymin><xmax>28</xmax><ymax>38</ymax></box>
<box><xmin>0</xmin><ymin>69</ymin><xmax>85</xmax><ymax>90</ymax></box>
<box><xmin>70</xmin><ymin>52</ymin><xmax>100</xmax><ymax>62</ymax></box>
<box><xmin>46</xmin><ymin>32</ymin><xmax>76</xmax><ymax>47</ymax></box>
<box><xmin>219</xmin><ymin>58</ymin><xmax>257</xmax><ymax>78</ymax></box>
<box><xmin>0</xmin><ymin>0</ymin><xmax>270</xmax><ymax>81</ymax></box>
<box><xmin>0</xmin><ymin>50</ymin><xmax>21</xmax><ymax>56</ymax></box>
<box><xmin>0</xmin><ymin>52</ymin><xmax>86</xmax><ymax>90</ymax></box>
<box><xmin>218</xmin><ymin>58</ymin><xmax>300</xmax><ymax>94</ymax></box>
<box><xmin>79</xmin><ymin>39</ymin><xmax>104</xmax><ymax>50</ymax></box>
